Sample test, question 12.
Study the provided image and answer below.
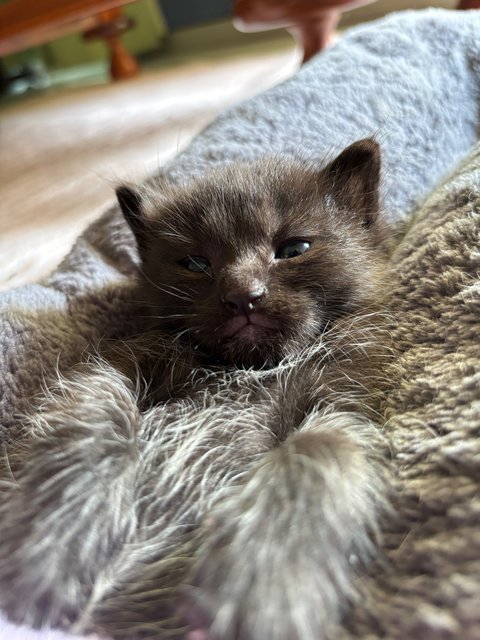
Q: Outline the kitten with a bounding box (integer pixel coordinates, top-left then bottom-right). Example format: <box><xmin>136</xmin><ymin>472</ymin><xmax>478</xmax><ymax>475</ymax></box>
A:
<box><xmin>113</xmin><ymin>139</ymin><xmax>392</xmax><ymax>640</ymax></box>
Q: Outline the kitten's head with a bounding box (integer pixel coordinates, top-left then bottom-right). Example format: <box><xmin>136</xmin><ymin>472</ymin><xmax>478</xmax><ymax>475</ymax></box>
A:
<box><xmin>117</xmin><ymin>139</ymin><xmax>388</xmax><ymax>368</ymax></box>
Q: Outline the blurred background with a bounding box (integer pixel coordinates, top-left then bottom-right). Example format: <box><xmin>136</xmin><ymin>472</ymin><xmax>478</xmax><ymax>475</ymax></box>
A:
<box><xmin>0</xmin><ymin>0</ymin><xmax>459</xmax><ymax>290</ymax></box>
<box><xmin>0</xmin><ymin>0</ymin><xmax>456</xmax><ymax>95</ymax></box>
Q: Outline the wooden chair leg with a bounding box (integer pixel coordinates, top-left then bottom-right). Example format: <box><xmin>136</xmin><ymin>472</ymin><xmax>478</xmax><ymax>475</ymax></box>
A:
<box><xmin>288</xmin><ymin>10</ymin><xmax>341</xmax><ymax>63</ymax></box>
<box><xmin>84</xmin><ymin>8</ymin><xmax>139</xmax><ymax>81</ymax></box>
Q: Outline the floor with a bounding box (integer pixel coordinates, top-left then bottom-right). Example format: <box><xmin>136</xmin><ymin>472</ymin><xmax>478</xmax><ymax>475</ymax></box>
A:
<box><xmin>0</xmin><ymin>30</ymin><xmax>298</xmax><ymax>290</ymax></box>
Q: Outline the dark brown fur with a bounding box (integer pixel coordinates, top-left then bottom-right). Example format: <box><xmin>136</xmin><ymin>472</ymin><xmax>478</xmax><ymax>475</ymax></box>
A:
<box><xmin>111</xmin><ymin>140</ymin><xmax>392</xmax><ymax>639</ymax></box>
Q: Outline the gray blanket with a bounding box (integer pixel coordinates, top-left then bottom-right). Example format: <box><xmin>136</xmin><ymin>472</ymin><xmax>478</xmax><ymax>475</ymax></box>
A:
<box><xmin>1</xmin><ymin>8</ymin><xmax>480</xmax><ymax>639</ymax></box>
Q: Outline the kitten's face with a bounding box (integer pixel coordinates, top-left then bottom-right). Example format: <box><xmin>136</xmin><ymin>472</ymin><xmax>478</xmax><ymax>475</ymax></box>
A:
<box><xmin>118</xmin><ymin>140</ymin><xmax>387</xmax><ymax>368</ymax></box>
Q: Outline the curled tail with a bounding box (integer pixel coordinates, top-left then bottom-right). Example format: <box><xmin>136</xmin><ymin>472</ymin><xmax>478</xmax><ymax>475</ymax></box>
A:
<box><xmin>187</xmin><ymin>410</ymin><xmax>389</xmax><ymax>640</ymax></box>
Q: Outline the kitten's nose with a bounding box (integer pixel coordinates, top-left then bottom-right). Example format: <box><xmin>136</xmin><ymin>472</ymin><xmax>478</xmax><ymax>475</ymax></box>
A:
<box><xmin>223</xmin><ymin>288</ymin><xmax>265</xmax><ymax>314</ymax></box>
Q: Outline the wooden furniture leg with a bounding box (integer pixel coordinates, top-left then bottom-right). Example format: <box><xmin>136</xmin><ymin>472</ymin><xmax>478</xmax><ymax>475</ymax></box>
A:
<box><xmin>288</xmin><ymin>10</ymin><xmax>341</xmax><ymax>63</ymax></box>
<box><xmin>84</xmin><ymin>8</ymin><xmax>139</xmax><ymax>80</ymax></box>
<box><xmin>233</xmin><ymin>0</ymin><xmax>377</xmax><ymax>64</ymax></box>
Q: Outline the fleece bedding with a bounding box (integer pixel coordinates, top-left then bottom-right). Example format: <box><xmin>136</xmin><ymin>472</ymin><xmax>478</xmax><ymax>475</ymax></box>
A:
<box><xmin>0</xmin><ymin>8</ymin><xmax>480</xmax><ymax>640</ymax></box>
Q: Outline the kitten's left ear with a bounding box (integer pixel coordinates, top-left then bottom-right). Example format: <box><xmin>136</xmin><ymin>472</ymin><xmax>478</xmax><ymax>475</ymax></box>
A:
<box><xmin>116</xmin><ymin>184</ymin><xmax>150</xmax><ymax>252</ymax></box>
<box><xmin>322</xmin><ymin>138</ymin><xmax>381</xmax><ymax>227</ymax></box>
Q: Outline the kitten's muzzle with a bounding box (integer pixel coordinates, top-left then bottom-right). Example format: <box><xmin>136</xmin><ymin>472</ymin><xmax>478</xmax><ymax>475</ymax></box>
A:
<box><xmin>221</xmin><ymin>312</ymin><xmax>279</xmax><ymax>339</ymax></box>
<box><xmin>222</xmin><ymin>287</ymin><xmax>266</xmax><ymax>315</ymax></box>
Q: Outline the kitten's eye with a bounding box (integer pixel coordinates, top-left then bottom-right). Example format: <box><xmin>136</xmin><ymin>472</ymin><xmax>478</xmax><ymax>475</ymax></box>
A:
<box><xmin>276</xmin><ymin>240</ymin><xmax>311</xmax><ymax>260</ymax></box>
<box><xmin>179</xmin><ymin>255</ymin><xmax>212</xmax><ymax>275</ymax></box>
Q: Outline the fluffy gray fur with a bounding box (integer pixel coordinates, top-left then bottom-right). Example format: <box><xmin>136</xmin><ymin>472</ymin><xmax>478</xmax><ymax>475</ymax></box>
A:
<box><xmin>0</xmin><ymin>311</ymin><xmax>390</xmax><ymax>640</ymax></box>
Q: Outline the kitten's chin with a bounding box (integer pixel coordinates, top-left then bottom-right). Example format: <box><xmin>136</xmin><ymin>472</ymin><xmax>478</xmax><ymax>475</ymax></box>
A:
<box><xmin>222</xmin><ymin>340</ymin><xmax>281</xmax><ymax>369</ymax></box>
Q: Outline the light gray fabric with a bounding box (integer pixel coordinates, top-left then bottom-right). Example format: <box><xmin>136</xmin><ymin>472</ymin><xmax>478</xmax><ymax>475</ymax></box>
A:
<box><xmin>0</xmin><ymin>8</ymin><xmax>480</xmax><ymax>640</ymax></box>
<box><xmin>163</xmin><ymin>7</ymin><xmax>480</xmax><ymax>221</ymax></box>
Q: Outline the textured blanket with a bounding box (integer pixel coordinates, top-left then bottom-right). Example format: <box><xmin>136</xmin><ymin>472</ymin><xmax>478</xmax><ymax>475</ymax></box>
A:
<box><xmin>1</xmin><ymin>7</ymin><xmax>480</xmax><ymax>640</ymax></box>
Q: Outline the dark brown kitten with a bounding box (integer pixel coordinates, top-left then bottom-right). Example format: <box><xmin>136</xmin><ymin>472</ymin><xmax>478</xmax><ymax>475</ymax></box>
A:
<box><xmin>117</xmin><ymin>139</ymin><xmax>388</xmax><ymax>373</ymax></box>
<box><xmin>113</xmin><ymin>139</ymin><xmax>391</xmax><ymax>640</ymax></box>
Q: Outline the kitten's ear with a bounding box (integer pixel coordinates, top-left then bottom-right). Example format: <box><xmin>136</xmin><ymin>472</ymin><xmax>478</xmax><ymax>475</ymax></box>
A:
<box><xmin>322</xmin><ymin>139</ymin><xmax>381</xmax><ymax>227</ymax></box>
<box><xmin>116</xmin><ymin>184</ymin><xmax>150</xmax><ymax>252</ymax></box>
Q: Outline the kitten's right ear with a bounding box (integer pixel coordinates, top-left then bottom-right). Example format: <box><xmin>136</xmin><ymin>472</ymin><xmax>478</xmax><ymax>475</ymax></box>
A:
<box><xmin>322</xmin><ymin>138</ymin><xmax>381</xmax><ymax>227</ymax></box>
<box><xmin>116</xmin><ymin>185</ymin><xmax>150</xmax><ymax>252</ymax></box>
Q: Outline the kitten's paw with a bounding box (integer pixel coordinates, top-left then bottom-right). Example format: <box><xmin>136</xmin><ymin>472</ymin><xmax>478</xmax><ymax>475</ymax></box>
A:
<box><xmin>185</xmin><ymin>412</ymin><xmax>388</xmax><ymax>640</ymax></box>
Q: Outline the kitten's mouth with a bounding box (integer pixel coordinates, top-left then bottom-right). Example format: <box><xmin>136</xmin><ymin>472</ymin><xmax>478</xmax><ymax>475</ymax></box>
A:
<box><xmin>221</xmin><ymin>313</ymin><xmax>279</xmax><ymax>340</ymax></box>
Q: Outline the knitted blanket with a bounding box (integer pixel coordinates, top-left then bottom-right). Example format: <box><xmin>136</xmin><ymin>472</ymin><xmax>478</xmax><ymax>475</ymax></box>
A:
<box><xmin>0</xmin><ymin>8</ymin><xmax>479</xmax><ymax>640</ymax></box>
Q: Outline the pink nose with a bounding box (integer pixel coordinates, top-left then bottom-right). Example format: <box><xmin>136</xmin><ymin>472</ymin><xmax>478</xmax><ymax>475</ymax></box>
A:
<box><xmin>223</xmin><ymin>288</ymin><xmax>265</xmax><ymax>314</ymax></box>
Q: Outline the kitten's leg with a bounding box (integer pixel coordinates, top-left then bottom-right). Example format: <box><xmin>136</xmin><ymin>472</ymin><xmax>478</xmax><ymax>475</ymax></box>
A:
<box><xmin>0</xmin><ymin>361</ymin><xmax>143</xmax><ymax>629</ymax></box>
<box><xmin>0</xmin><ymin>362</ymin><xmax>277</xmax><ymax>636</ymax></box>
<box><xmin>186</xmin><ymin>410</ymin><xmax>389</xmax><ymax>640</ymax></box>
